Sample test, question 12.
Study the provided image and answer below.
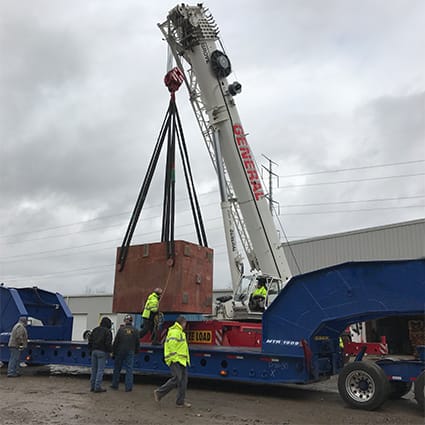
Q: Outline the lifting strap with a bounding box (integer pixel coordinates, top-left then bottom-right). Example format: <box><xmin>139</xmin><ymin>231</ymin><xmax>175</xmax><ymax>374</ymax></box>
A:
<box><xmin>118</xmin><ymin>67</ymin><xmax>208</xmax><ymax>271</ymax></box>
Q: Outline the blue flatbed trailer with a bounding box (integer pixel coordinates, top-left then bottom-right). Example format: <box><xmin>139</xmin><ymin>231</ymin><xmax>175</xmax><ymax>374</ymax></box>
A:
<box><xmin>1</xmin><ymin>259</ymin><xmax>424</xmax><ymax>411</ymax></box>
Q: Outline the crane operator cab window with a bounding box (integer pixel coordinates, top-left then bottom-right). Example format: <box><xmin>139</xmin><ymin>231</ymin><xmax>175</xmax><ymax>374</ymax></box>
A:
<box><xmin>249</xmin><ymin>277</ymin><xmax>268</xmax><ymax>312</ymax></box>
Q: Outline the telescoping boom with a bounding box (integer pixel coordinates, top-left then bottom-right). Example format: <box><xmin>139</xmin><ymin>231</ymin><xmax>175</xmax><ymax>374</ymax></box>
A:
<box><xmin>159</xmin><ymin>4</ymin><xmax>292</xmax><ymax>298</ymax></box>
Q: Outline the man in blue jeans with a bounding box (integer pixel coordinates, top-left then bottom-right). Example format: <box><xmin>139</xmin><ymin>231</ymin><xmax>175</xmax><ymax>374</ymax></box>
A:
<box><xmin>88</xmin><ymin>316</ymin><xmax>113</xmax><ymax>393</ymax></box>
<box><xmin>7</xmin><ymin>316</ymin><xmax>28</xmax><ymax>378</ymax></box>
<box><xmin>111</xmin><ymin>315</ymin><xmax>139</xmax><ymax>392</ymax></box>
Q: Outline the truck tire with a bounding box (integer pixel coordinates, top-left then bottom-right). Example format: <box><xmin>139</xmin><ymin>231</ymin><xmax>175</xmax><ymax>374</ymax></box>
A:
<box><xmin>388</xmin><ymin>381</ymin><xmax>413</xmax><ymax>399</ymax></box>
<box><xmin>338</xmin><ymin>361</ymin><xmax>390</xmax><ymax>410</ymax></box>
<box><xmin>414</xmin><ymin>371</ymin><xmax>424</xmax><ymax>413</ymax></box>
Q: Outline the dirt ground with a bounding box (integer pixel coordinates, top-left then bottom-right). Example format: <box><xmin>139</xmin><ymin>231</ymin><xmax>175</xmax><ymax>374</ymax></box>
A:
<box><xmin>0</xmin><ymin>366</ymin><xmax>423</xmax><ymax>425</ymax></box>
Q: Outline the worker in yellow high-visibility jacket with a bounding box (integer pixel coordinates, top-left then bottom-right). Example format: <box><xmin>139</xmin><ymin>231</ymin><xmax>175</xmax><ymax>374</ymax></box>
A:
<box><xmin>140</xmin><ymin>288</ymin><xmax>162</xmax><ymax>344</ymax></box>
<box><xmin>153</xmin><ymin>316</ymin><xmax>192</xmax><ymax>408</ymax></box>
<box><xmin>249</xmin><ymin>278</ymin><xmax>267</xmax><ymax>311</ymax></box>
<box><xmin>252</xmin><ymin>283</ymin><xmax>267</xmax><ymax>299</ymax></box>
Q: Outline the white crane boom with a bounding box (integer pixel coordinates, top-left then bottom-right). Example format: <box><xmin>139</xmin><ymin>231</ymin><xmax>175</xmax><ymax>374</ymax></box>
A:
<box><xmin>159</xmin><ymin>4</ymin><xmax>292</xmax><ymax>295</ymax></box>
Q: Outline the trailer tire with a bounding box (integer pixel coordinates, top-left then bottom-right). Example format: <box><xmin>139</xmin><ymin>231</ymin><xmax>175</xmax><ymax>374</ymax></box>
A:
<box><xmin>388</xmin><ymin>381</ymin><xmax>412</xmax><ymax>399</ymax></box>
<box><xmin>414</xmin><ymin>371</ymin><xmax>424</xmax><ymax>413</ymax></box>
<box><xmin>338</xmin><ymin>361</ymin><xmax>390</xmax><ymax>410</ymax></box>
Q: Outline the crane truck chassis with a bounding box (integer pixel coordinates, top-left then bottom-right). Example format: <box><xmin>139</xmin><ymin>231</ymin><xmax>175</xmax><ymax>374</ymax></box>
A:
<box><xmin>1</xmin><ymin>259</ymin><xmax>424</xmax><ymax>411</ymax></box>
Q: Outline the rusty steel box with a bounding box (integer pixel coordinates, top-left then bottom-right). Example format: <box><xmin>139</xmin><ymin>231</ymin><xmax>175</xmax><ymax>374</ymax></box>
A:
<box><xmin>113</xmin><ymin>240</ymin><xmax>213</xmax><ymax>314</ymax></box>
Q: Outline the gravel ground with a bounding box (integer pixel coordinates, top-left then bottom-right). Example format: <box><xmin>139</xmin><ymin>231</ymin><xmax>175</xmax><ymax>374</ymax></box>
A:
<box><xmin>0</xmin><ymin>365</ymin><xmax>423</xmax><ymax>425</ymax></box>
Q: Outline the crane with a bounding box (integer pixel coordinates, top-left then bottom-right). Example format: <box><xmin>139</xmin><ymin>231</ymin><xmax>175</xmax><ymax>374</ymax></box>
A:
<box><xmin>158</xmin><ymin>4</ymin><xmax>292</xmax><ymax>318</ymax></box>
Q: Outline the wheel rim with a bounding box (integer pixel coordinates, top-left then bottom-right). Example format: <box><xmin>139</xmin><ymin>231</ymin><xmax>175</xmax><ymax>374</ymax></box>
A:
<box><xmin>345</xmin><ymin>370</ymin><xmax>376</xmax><ymax>403</ymax></box>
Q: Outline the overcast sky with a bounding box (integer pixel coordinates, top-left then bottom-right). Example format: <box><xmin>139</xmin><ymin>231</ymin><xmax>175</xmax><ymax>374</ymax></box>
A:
<box><xmin>0</xmin><ymin>0</ymin><xmax>424</xmax><ymax>296</ymax></box>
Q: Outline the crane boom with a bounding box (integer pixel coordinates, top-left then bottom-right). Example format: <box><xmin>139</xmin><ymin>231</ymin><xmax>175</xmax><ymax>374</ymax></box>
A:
<box><xmin>159</xmin><ymin>4</ymin><xmax>292</xmax><ymax>292</ymax></box>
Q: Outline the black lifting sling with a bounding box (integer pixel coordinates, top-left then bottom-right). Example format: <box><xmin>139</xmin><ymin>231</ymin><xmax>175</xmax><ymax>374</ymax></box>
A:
<box><xmin>117</xmin><ymin>67</ymin><xmax>208</xmax><ymax>271</ymax></box>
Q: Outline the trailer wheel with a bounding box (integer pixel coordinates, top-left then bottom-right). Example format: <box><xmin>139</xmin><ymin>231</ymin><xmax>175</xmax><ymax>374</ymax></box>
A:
<box><xmin>389</xmin><ymin>381</ymin><xmax>413</xmax><ymax>399</ymax></box>
<box><xmin>414</xmin><ymin>371</ymin><xmax>425</xmax><ymax>413</ymax></box>
<box><xmin>338</xmin><ymin>361</ymin><xmax>390</xmax><ymax>410</ymax></box>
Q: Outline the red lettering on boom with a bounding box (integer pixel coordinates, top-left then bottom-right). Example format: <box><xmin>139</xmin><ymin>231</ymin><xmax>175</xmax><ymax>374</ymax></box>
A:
<box><xmin>236</xmin><ymin>136</ymin><xmax>247</xmax><ymax>146</ymax></box>
<box><xmin>232</xmin><ymin>124</ymin><xmax>264</xmax><ymax>201</ymax></box>
<box><xmin>240</xmin><ymin>147</ymin><xmax>250</xmax><ymax>159</ymax></box>
<box><xmin>244</xmin><ymin>159</ymin><xmax>255</xmax><ymax>170</ymax></box>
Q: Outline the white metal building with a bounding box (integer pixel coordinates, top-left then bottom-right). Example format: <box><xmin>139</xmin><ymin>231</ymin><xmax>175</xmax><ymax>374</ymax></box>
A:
<box><xmin>283</xmin><ymin>218</ymin><xmax>424</xmax><ymax>275</ymax></box>
<box><xmin>64</xmin><ymin>294</ymin><xmax>127</xmax><ymax>341</ymax></box>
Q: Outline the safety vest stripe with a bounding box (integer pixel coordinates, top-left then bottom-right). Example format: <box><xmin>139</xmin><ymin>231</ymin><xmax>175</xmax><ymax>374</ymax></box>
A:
<box><xmin>166</xmin><ymin>336</ymin><xmax>185</xmax><ymax>343</ymax></box>
<box><xmin>164</xmin><ymin>352</ymin><xmax>188</xmax><ymax>360</ymax></box>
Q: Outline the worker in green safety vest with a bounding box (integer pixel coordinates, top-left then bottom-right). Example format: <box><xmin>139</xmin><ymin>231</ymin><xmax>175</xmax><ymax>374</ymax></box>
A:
<box><xmin>140</xmin><ymin>288</ymin><xmax>163</xmax><ymax>344</ymax></box>
<box><xmin>252</xmin><ymin>281</ymin><xmax>267</xmax><ymax>299</ymax></box>
<box><xmin>249</xmin><ymin>277</ymin><xmax>267</xmax><ymax>311</ymax></box>
<box><xmin>153</xmin><ymin>316</ymin><xmax>192</xmax><ymax>408</ymax></box>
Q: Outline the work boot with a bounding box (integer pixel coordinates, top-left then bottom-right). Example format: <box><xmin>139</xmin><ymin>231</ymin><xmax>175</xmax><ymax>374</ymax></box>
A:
<box><xmin>94</xmin><ymin>388</ymin><xmax>107</xmax><ymax>393</ymax></box>
<box><xmin>176</xmin><ymin>402</ymin><xmax>191</xmax><ymax>408</ymax></box>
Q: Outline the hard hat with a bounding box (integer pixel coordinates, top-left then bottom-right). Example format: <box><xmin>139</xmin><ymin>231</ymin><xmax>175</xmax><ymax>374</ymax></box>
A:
<box><xmin>124</xmin><ymin>314</ymin><xmax>133</xmax><ymax>323</ymax></box>
<box><xmin>154</xmin><ymin>288</ymin><xmax>163</xmax><ymax>295</ymax></box>
<box><xmin>176</xmin><ymin>315</ymin><xmax>187</xmax><ymax>326</ymax></box>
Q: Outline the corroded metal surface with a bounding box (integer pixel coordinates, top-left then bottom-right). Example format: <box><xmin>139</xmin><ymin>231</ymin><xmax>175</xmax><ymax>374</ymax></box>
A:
<box><xmin>113</xmin><ymin>240</ymin><xmax>213</xmax><ymax>314</ymax></box>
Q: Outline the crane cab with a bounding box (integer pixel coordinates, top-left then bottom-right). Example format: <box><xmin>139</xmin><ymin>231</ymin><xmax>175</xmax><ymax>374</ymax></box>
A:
<box><xmin>216</xmin><ymin>274</ymin><xmax>284</xmax><ymax>321</ymax></box>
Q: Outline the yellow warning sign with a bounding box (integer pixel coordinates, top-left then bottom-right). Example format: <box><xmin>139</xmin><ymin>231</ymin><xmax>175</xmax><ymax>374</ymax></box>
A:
<box><xmin>187</xmin><ymin>330</ymin><xmax>212</xmax><ymax>344</ymax></box>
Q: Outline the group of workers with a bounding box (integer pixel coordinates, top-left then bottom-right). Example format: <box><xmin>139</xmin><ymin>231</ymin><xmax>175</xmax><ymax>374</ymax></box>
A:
<box><xmin>87</xmin><ymin>286</ymin><xmax>191</xmax><ymax>407</ymax></box>
<box><xmin>6</xmin><ymin>287</ymin><xmax>191</xmax><ymax>408</ymax></box>
<box><xmin>6</xmin><ymin>279</ymin><xmax>270</xmax><ymax>407</ymax></box>
<box><xmin>87</xmin><ymin>279</ymin><xmax>270</xmax><ymax>403</ymax></box>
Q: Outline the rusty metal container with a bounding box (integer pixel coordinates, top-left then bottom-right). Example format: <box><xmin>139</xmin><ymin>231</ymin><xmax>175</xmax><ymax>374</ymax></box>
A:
<box><xmin>112</xmin><ymin>240</ymin><xmax>213</xmax><ymax>314</ymax></box>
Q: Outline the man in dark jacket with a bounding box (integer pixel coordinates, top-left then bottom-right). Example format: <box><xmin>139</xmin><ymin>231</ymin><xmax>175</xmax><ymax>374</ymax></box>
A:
<box><xmin>88</xmin><ymin>316</ymin><xmax>113</xmax><ymax>392</ymax></box>
<box><xmin>111</xmin><ymin>315</ymin><xmax>139</xmax><ymax>392</ymax></box>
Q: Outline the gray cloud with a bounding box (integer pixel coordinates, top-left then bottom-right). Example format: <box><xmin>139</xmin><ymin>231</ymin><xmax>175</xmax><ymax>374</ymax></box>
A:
<box><xmin>360</xmin><ymin>92</ymin><xmax>425</xmax><ymax>159</ymax></box>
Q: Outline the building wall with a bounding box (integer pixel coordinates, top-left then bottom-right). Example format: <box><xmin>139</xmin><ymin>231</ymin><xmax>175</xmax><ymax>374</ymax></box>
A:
<box><xmin>64</xmin><ymin>294</ymin><xmax>126</xmax><ymax>341</ymax></box>
<box><xmin>283</xmin><ymin>219</ymin><xmax>425</xmax><ymax>275</ymax></box>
